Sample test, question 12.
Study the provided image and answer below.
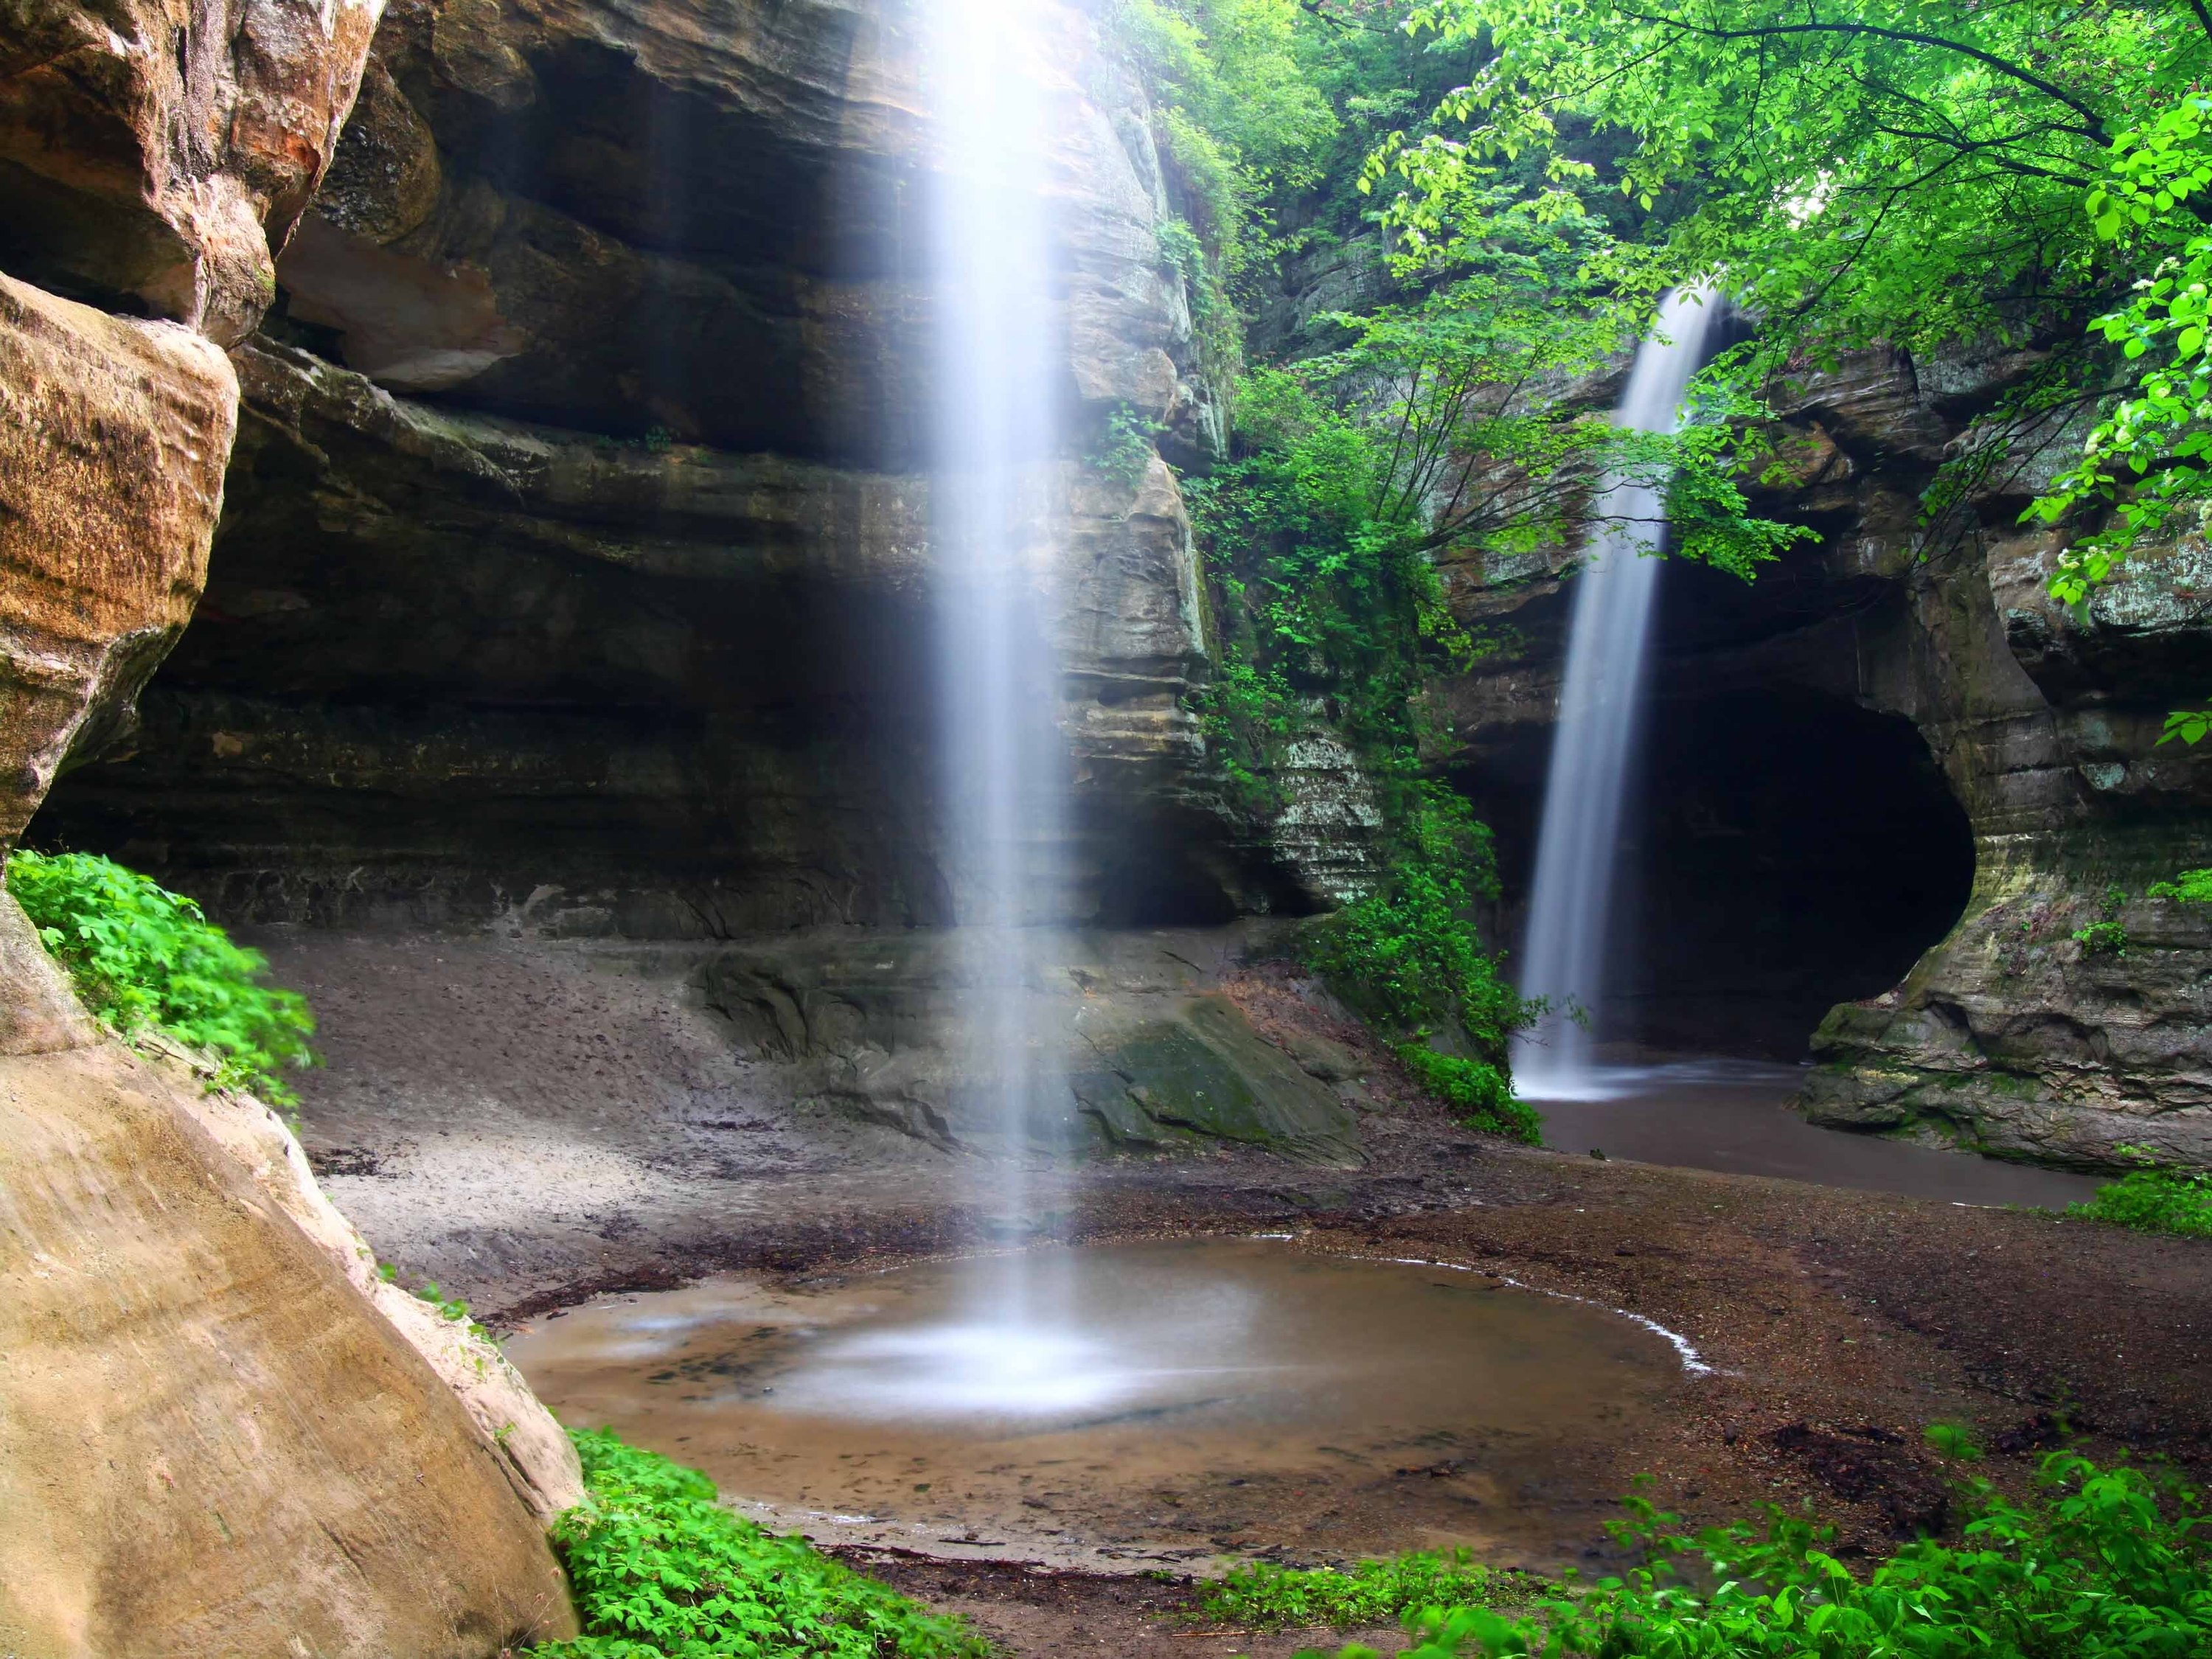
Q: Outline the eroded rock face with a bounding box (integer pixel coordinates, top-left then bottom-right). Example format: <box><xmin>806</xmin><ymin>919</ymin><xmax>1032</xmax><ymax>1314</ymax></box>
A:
<box><xmin>0</xmin><ymin>0</ymin><xmax>385</xmax><ymax>343</ymax></box>
<box><xmin>700</xmin><ymin>925</ymin><xmax>1364</xmax><ymax>1162</ymax></box>
<box><xmin>0</xmin><ymin>0</ymin><xmax>588</xmax><ymax>1642</ymax></box>
<box><xmin>38</xmin><ymin>0</ymin><xmax>1307</xmax><ymax>928</ymax></box>
<box><xmin>0</xmin><ymin>908</ymin><xmax>577</xmax><ymax>1657</ymax></box>
<box><xmin>0</xmin><ymin>274</ymin><xmax>235</xmax><ymax>854</ymax></box>
<box><xmin>1436</xmin><ymin>341</ymin><xmax>2212</xmax><ymax>1168</ymax></box>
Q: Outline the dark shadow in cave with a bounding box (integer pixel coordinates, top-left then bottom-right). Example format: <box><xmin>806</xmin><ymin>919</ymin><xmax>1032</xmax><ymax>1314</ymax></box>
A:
<box><xmin>1608</xmin><ymin>685</ymin><xmax>1975</xmax><ymax>1059</ymax></box>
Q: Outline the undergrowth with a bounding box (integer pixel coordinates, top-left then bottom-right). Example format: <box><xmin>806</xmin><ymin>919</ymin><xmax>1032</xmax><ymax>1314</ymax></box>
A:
<box><xmin>2067</xmin><ymin>1147</ymin><xmax>2212</xmax><ymax>1239</ymax></box>
<box><xmin>1293</xmin><ymin>1443</ymin><xmax>2211</xmax><ymax>1658</ymax></box>
<box><xmin>1197</xmin><ymin>1550</ymin><xmax>1529</xmax><ymax>1632</ymax></box>
<box><xmin>7</xmin><ymin>848</ymin><xmax>316</xmax><ymax>1105</ymax></box>
<box><xmin>1187</xmin><ymin>373</ymin><xmax>1540</xmax><ymax>1139</ymax></box>
<box><xmin>530</xmin><ymin>1428</ymin><xmax>987</xmax><ymax>1659</ymax></box>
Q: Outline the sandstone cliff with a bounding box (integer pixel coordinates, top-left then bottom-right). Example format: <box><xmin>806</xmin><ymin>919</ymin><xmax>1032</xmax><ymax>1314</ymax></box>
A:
<box><xmin>38</xmin><ymin>0</ymin><xmax>1304</xmax><ymax>932</ymax></box>
<box><xmin>1434</xmin><ymin>344</ymin><xmax>2212</xmax><ymax>1169</ymax></box>
<box><xmin>0</xmin><ymin>0</ymin><xmax>583</xmax><ymax>1649</ymax></box>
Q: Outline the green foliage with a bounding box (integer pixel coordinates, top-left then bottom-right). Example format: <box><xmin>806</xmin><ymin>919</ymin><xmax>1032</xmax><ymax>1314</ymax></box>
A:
<box><xmin>531</xmin><ymin>1429</ymin><xmax>987</xmax><ymax>1659</ymax></box>
<box><xmin>2029</xmin><ymin>98</ymin><xmax>2212</xmax><ymax>604</ymax></box>
<box><xmin>1385</xmin><ymin>0</ymin><xmax>2202</xmax><ymax>351</ymax></box>
<box><xmin>2149</xmin><ymin>868</ymin><xmax>2212</xmax><ymax>905</ymax></box>
<box><xmin>2070</xmin><ymin>886</ymin><xmax>2131</xmax><ymax>957</ymax></box>
<box><xmin>383</xmin><ymin>1264</ymin><xmax>493</xmax><ymax>1340</ymax></box>
<box><xmin>1391</xmin><ymin>1043</ymin><xmax>1540</xmax><ymax>1144</ymax></box>
<box><xmin>2068</xmin><ymin>1145</ymin><xmax>2212</xmax><ymax>1240</ymax></box>
<box><xmin>1298</xmin><ymin>1448</ymin><xmax>2212</xmax><ymax>1659</ymax></box>
<box><xmin>1088</xmin><ymin>402</ymin><xmax>1166</xmax><ymax>493</ymax></box>
<box><xmin>1113</xmin><ymin>0</ymin><xmax>1339</xmax><ymax>277</ymax></box>
<box><xmin>1303</xmin><ymin>793</ymin><xmax>1540</xmax><ymax>1142</ymax></box>
<box><xmin>7</xmin><ymin>848</ymin><xmax>316</xmax><ymax>1105</ymax></box>
<box><xmin>1197</xmin><ymin>1549</ymin><xmax>1528</xmax><ymax>1631</ymax></box>
<box><xmin>1368</xmin><ymin>0</ymin><xmax>2212</xmax><ymax>608</ymax></box>
<box><xmin>2156</xmin><ymin>704</ymin><xmax>2212</xmax><ymax>747</ymax></box>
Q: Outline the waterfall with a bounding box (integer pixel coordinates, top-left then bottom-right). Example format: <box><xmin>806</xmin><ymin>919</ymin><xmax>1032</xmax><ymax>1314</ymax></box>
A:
<box><xmin>1512</xmin><ymin>291</ymin><xmax>1719</xmax><ymax>1100</ymax></box>
<box><xmin>924</xmin><ymin>0</ymin><xmax>1068</xmax><ymax>1314</ymax></box>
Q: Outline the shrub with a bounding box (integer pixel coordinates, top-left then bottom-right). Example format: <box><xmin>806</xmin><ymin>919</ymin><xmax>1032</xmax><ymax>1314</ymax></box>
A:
<box><xmin>1296</xmin><ymin>1446</ymin><xmax>2212</xmax><ymax>1659</ymax></box>
<box><xmin>530</xmin><ymin>1429</ymin><xmax>987</xmax><ymax>1659</ymax></box>
<box><xmin>2068</xmin><ymin>1147</ymin><xmax>2212</xmax><ymax>1239</ymax></box>
<box><xmin>1303</xmin><ymin>792</ymin><xmax>1541</xmax><ymax>1143</ymax></box>
<box><xmin>1197</xmin><ymin>1549</ymin><xmax>1528</xmax><ymax>1632</ymax></box>
<box><xmin>8</xmin><ymin>849</ymin><xmax>316</xmax><ymax>1105</ymax></box>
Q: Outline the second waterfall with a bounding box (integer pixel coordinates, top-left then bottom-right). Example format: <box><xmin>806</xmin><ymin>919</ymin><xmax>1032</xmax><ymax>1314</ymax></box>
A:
<box><xmin>1512</xmin><ymin>291</ymin><xmax>1719</xmax><ymax>1100</ymax></box>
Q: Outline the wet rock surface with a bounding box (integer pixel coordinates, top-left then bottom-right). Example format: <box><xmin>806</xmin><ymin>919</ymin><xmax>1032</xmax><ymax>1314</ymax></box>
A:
<box><xmin>33</xmin><ymin>0</ymin><xmax>1304</xmax><ymax>931</ymax></box>
<box><xmin>1435</xmin><ymin>341</ymin><xmax>2212</xmax><ymax>1167</ymax></box>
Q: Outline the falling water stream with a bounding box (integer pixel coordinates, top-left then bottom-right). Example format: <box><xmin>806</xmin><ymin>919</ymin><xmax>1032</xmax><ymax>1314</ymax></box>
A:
<box><xmin>1512</xmin><ymin>292</ymin><xmax>1719</xmax><ymax>1099</ymax></box>
<box><xmin>923</xmin><ymin>0</ymin><xmax>1076</xmax><ymax>1372</ymax></box>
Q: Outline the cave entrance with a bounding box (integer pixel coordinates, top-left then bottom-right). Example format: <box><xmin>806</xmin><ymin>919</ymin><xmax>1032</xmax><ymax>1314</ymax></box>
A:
<box><xmin>1607</xmin><ymin>685</ymin><xmax>1975</xmax><ymax>1059</ymax></box>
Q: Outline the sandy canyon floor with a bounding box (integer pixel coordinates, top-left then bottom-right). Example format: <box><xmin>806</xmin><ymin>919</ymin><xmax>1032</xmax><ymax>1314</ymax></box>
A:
<box><xmin>261</xmin><ymin>928</ymin><xmax>2212</xmax><ymax>1657</ymax></box>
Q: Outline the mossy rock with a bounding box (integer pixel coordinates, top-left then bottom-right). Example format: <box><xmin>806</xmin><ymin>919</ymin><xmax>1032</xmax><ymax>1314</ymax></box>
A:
<box><xmin>1072</xmin><ymin>995</ymin><xmax>1363</xmax><ymax>1165</ymax></box>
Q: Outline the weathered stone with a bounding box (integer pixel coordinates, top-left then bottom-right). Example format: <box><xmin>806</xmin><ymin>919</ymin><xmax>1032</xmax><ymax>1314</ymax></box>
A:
<box><xmin>695</xmin><ymin>925</ymin><xmax>1362</xmax><ymax>1162</ymax></box>
<box><xmin>0</xmin><ymin>273</ymin><xmax>236</xmax><ymax>854</ymax></box>
<box><xmin>0</xmin><ymin>1009</ymin><xmax>577</xmax><ymax>1658</ymax></box>
<box><xmin>0</xmin><ymin>0</ymin><xmax>386</xmax><ymax>342</ymax></box>
<box><xmin>1433</xmin><ymin>338</ymin><xmax>2212</xmax><ymax>1166</ymax></box>
<box><xmin>40</xmin><ymin>0</ymin><xmax>1314</xmax><ymax>926</ymax></box>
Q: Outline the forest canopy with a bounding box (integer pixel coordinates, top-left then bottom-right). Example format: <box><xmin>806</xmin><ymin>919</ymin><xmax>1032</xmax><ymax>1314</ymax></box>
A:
<box><xmin>1124</xmin><ymin>0</ymin><xmax>2212</xmax><ymax>600</ymax></box>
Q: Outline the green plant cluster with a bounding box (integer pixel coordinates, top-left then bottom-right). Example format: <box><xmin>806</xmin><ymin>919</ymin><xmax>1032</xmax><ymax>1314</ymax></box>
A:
<box><xmin>2068</xmin><ymin>1147</ymin><xmax>2212</xmax><ymax>1241</ymax></box>
<box><xmin>1088</xmin><ymin>401</ymin><xmax>1167</xmax><ymax>494</ymax></box>
<box><xmin>1197</xmin><ymin>1548</ymin><xmax>1527</xmax><ymax>1632</ymax></box>
<box><xmin>2071</xmin><ymin>886</ymin><xmax>2132</xmax><ymax>958</ymax></box>
<box><xmin>1304</xmin><ymin>793</ymin><xmax>1542</xmax><ymax>1142</ymax></box>
<box><xmin>1298</xmin><ymin>1445</ymin><xmax>2211</xmax><ymax>1659</ymax></box>
<box><xmin>375</xmin><ymin>1262</ymin><xmax>494</xmax><ymax>1340</ymax></box>
<box><xmin>2149</xmin><ymin>868</ymin><xmax>2212</xmax><ymax>905</ymax></box>
<box><xmin>1185</xmin><ymin>376</ymin><xmax>1543</xmax><ymax>1137</ymax></box>
<box><xmin>530</xmin><ymin>1429</ymin><xmax>986</xmax><ymax>1659</ymax></box>
<box><xmin>7</xmin><ymin>848</ymin><xmax>316</xmax><ymax>1105</ymax></box>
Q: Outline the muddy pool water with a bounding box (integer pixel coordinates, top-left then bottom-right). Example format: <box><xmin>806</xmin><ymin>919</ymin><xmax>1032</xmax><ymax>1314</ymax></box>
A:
<box><xmin>1526</xmin><ymin>1057</ymin><xmax>2104</xmax><ymax>1208</ymax></box>
<box><xmin>507</xmin><ymin>1238</ymin><xmax>1696</xmax><ymax>1571</ymax></box>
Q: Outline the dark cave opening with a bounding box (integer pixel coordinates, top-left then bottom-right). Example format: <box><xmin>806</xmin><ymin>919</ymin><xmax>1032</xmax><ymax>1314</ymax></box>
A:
<box><xmin>1464</xmin><ymin>678</ymin><xmax>1976</xmax><ymax>1064</ymax></box>
<box><xmin>1610</xmin><ymin>686</ymin><xmax>1977</xmax><ymax>1059</ymax></box>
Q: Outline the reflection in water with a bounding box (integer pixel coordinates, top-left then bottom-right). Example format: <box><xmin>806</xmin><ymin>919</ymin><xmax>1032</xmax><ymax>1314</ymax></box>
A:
<box><xmin>509</xmin><ymin>1239</ymin><xmax>1691</xmax><ymax>1567</ymax></box>
<box><xmin>1526</xmin><ymin>1056</ymin><xmax>2104</xmax><ymax>1208</ymax></box>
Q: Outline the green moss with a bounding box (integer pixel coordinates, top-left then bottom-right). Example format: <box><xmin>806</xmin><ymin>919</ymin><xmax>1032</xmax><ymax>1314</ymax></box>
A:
<box><xmin>531</xmin><ymin>1429</ymin><xmax>986</xmax><ymax>1659</ymax></box>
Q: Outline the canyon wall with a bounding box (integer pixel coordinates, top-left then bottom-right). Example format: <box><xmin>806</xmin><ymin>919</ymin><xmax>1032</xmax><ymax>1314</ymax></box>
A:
<box><xmin>0</xmin><ymin>0</ymin><xmax>580</xmax><ymax>1651</ymax></box>
<box><xmin>26</xmin><ymin>0</ymin><xmax>2212</xmax><ymax>1175</ymax></box>
<box><xmin>36</xmin><ymin>0</ymin><xmax>1310</xmax><ymax>933</ymax></box>
<box><xmin>1434</xmin><ymin>341</ymin><xmax>2212</xmax><ymax>1169</ymax></box>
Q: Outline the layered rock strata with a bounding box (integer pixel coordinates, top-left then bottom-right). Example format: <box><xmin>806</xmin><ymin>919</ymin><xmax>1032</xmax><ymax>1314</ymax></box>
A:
<box><xmin>1435</xmin><ymin>345</ymin><xmax>2212</xmax><ymax>1168</ymax></box>
<box><xmin>39</xmin><ymin>0</ymin><xmax>1308</xmax><ymax>929</ymax></box>
<box><xmin>0</xmin><ymin>0</ymin><xmax>584</xmax><ymax>1649</ymax></box>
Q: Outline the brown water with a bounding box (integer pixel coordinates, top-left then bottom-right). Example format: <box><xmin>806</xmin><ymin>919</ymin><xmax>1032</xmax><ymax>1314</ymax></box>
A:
<box><xmin>1527</xmin><ymin>1057</ymin><xmax>2105</xmax><ymax>1209</ymax></box>
<box><xmin>508</xmin><ymin>1239</ymin><xmax>1695</xmax><ymax>1570</ymax></box>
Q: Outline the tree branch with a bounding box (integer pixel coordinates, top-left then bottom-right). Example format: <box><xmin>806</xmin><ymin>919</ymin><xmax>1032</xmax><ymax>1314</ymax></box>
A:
<box><xmin>1609</xmin><ymin>7</ymin><xmax>2108</xmax><ymax>141</ymax></box>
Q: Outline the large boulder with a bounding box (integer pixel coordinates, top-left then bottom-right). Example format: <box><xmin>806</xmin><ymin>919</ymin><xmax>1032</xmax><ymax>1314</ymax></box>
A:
<box><xmin>0</xmin><ymin>922</ymin><xmax>576</xmax><ymax>1658</ymax></box>
<box><xmin>0</xmin><ymin>0</ymin><xmax>384</xmax><ymax>344</ymax></box>
<box><xmin>0</xmin><ymin>274</ymin><xmax>235</xmax><ymax>852</ymax></box>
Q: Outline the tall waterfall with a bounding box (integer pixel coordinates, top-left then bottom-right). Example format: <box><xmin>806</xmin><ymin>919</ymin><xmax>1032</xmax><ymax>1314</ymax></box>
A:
<box><xmin>925</xmin><ymin>0</ymin><xmax>1068</xmax><ymax>1310</ymax></box>
<box><xmin>1512</xmin><ymin>291</ymin><xmax>1718</xmax><ymax>1099</ymax></box>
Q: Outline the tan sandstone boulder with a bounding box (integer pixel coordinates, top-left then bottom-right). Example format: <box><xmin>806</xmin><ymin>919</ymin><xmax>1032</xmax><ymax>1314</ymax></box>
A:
<box><xmin>0</xmin><ymin>912</ymin><xmax>577</xmax><ymax>1658</ymax></box>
